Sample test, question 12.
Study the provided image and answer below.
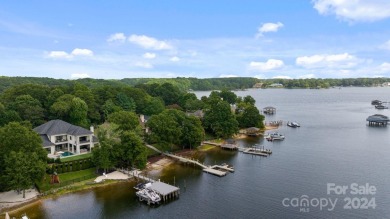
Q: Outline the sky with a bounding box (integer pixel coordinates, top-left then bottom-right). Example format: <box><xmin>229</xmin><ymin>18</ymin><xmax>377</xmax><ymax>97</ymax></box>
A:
<box><xmin>0</xmin><ymin>0</ymin><xmax>390</xmax><ymax>79</ymax></box>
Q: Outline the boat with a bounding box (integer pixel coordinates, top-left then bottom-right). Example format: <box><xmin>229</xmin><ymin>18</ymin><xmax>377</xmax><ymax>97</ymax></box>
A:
<box><xmin>136</xmin><ymin>188</ymin><xmax>161</xmax><ymax>205</ymax></box>
<box><xmin>371</xmin><ymin>100</ymin><xmax>382</xmax><ymax>105</ymax></box>
<box><xmin>265</xmin><ymin>132</ymin><xmax>285</xmax><ymax>141</ymax></box>
<box><xmin>287</xmin><ymin>121</ymin><xmax>300</xmax><ymax>127</ymax></box>
<box><xmin>375</xmin><ymin>104</ymin><xmax>388</xmax><ymax>109</ymax></box>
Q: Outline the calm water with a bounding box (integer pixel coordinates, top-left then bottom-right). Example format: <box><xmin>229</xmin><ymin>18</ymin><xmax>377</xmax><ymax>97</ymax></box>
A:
<box><xmin>15</xmin><ymin>88</ymin><xmax>390</xmax><ymax>218</ymax></box>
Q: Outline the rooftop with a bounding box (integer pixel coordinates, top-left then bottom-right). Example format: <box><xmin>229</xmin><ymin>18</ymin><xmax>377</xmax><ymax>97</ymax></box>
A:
<box><xmin>150</xmin><ymin>181</ymin><xmax>179</xmax><ymax>196</ymax></box>
<box><xmin>34</xmin><ymin>120</ymin><xmax>93</xmax><ymax>136</ymax></box>
<box><xmin>366</xmin><ymin>114</ymin><xmax>390</xmax><ymax>122</ymax></box>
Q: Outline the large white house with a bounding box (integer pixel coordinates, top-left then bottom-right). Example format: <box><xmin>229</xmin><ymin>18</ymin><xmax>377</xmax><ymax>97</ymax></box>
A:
<box><xmin>34</xmin><ymin>120</ymin><xmax>98</xmax><ymax>157</ymax></box>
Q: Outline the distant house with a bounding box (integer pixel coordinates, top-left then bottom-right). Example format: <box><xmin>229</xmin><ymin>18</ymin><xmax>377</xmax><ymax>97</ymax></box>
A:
<box><xmin>186</xmin><ymin>110</ymin><xmax>204</xmax><ymax>119</ymax></box>
<box><xmin>263</xmin><ymin>106</ymin><xmax>276</xmax><ymax>114</ymax></box>
<box><xmin>34</xmin><ymin>120</ymin><xmax>98</xmax><ymax>157</ymax></box>
<box><xmin>139</xmin><ymin>114</ymin><xmax>151</xmax><ymax>133</ymax></box>
<box><xmin>268</xmin><ymin>83</ymin><xmax>283</xmax><ymax>88</ymax></box>
<box><xmin>382</xmin><ymin>82</ymin><xmax>390</xmax><ymax>87</ymax></box>
<box><xmin>253</xmin><ymin>83</ymin><xmax>263</xmax><ymax>88</ymax></box>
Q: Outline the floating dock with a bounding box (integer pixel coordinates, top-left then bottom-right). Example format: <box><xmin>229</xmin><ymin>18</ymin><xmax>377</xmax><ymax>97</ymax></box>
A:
<box><xmin>239</xmin><ymin>146</ymin><xmax>272</xmax><ymax>157</ymax></box>
<box><xmin>203</xmin><ymin>164</ymin><xmax>234</xmax><ymax>176</ymax></box>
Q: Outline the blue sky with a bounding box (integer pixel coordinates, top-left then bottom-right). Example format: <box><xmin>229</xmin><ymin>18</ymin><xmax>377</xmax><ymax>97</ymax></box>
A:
<box><xmin>1</xmin><ymin>0</ymin><xmax>390</xmax><ymax>79</ymax></box>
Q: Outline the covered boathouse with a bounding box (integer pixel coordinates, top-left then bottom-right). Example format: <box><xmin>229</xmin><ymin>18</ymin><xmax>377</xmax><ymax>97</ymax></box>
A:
<box><xmin>263</xmin><ymin>106</ymin><xmax>276</xmax><ymax>114</ymax></box>
<box><xmin>366</xmin><ymin>114</ymin><xmax>389</xmax><ymax>126</ymax></box>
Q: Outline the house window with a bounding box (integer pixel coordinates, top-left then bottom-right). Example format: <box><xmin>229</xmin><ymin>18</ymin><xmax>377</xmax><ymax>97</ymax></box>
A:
<box><xmin>70</xmin><ymin>136</ymin><xmax>72</xmax><ymax>140</ymax></box>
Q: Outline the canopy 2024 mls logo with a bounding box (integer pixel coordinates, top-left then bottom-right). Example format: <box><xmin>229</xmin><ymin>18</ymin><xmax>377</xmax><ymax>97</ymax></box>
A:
<box><xmin>282</xmin><ymin>183</ymin><xmax>376</xmax><ymax>213</ymax></box>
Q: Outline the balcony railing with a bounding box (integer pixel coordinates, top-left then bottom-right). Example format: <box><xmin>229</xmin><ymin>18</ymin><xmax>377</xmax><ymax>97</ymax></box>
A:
<box><xmin>55</xmin><ymin>139</ymin><xmax>67</xmax><ymax>143</ymax></box>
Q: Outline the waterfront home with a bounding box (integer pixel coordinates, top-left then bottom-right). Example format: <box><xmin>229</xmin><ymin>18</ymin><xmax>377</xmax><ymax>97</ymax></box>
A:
<box><xmin>34</xmin><ymin>120</ymin><xmax>98</xmax><ymax>157</ymax></box>
<box><xmin>366</xmin><ymin>114</ymin><xmax>389</xmax><ymax>126</ymax></box>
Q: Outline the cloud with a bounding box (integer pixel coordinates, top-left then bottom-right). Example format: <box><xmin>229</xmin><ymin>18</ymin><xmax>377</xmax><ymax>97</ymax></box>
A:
<box><xmin>249</xmin><ymin>59</ymin><xmax>285</xmax><ymax>71</ymax></box>
<box><xmin>135</xmin><ymin>62</ymin><xmax>153</xmax><ymax>69</ymax></box>
<box><xmin>48</xmin><ymin>51</ymin><xmax>71</xmax><ymax>59</ymax></box>
<box><xmin>71</xmin><ymin>48</ymin><xmax>93</xmax><ymax>56</ymax></box>
<box><xmin>143</xmin><ymin>52</ymin><xmax>156</xmax><ymax>59</ymax></box>
<box><xmin>47</xmin><ymin>48</ymin><xmax>94</xmax><ymax>59</ymax></box>
<box><xmin>313</xmin><ymin>0</ymin><xmax>390</xmax><ymax>22</ymax></box>
<box><xmin>219</xmin><ymin>74</ymin><xmax>238</xmax><ymax>78</ymax></box>
<box><xmin>380</xmin><ymin>40</ymin><xmax>390</xmax><ymax>50</ymax></box>
<box><xmin>298</xmin><ymin>74</ymin><xmax>316</xmax><ymax>79</ymax></box>
<box><xmin>71</xmin><ymin>73</ymin><xmax>90</xmax><ymax>79</ymax></box>
<box><xmin>296</xmin><ymin>53</ymin><xmax>360</xmax><ymax>68</ymax></box>
<box><xmin>107</xmin><ymin>33</ymin><xmax>126</xmax><ymax>42</ymax></box>
<box><xmin>379</xmin><ymin>62</ymin><xmax>390</xmax><ymax>72</ymax></box>
<box><xmin>256</xmin><ymin>22</ymin><xmax>283</xmax><ymax>37</ymax></box>
<box><xmin>272</xmin><ymin>75</ymin><xmax>292</xmax><ymax>79</ymax></box>
<box><xmin>170</xmin><ymin>56</ymin><xmax>180</xmax><ymax>62</ymax></box>
<box><xmin>128</xmin><ymin>34</ymin><xmax>172</xmax><ymax>50</ymax></box>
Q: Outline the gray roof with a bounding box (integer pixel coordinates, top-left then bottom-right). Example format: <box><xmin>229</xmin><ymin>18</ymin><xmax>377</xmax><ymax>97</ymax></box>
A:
<box><xmin>34</xmin><ymin>120</ymin><xmax>93</xmax><ymax>136</ymax></box>
<box><xmin>40</xmin><ymin>135</ymin><xmax>54</xmax><ymax>147</ymax></box>
<box><xmin>150</xmin><ymin>181</ymin><xmax>179</xmax><ymax>196</ymax></box>
<box><xmin>366</xmin><ymin>114</ymin><xmax>390</xmax><ymax>122</ymax></box>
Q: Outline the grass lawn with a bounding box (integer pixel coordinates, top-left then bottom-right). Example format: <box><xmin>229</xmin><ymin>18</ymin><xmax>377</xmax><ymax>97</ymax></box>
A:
<box><xmin>60</xmin><ymin>153</ymin><xmax>92</xmax><ymax>162</ymax></box>
<box><xmin>37</xmin><ymin>168</ymin><xmax>97</xmax><ymax>192</ymax></box>
<box><xmin>197</xmin><ymin>144</ymin><xmax>216</xmax><ymax>151</ymax></box>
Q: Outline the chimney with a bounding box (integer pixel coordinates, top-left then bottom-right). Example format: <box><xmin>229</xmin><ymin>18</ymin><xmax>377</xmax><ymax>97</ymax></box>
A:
<box><xmin>90</xmin><ymin>125</ymin><xmax>94</xmax><ymax>133</ymax></box>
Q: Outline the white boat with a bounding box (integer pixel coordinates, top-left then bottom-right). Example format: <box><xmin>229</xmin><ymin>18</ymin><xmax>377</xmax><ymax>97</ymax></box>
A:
<box><xmin>265</xmin><ymin>132</ymin><xmax>285</xmax><ymax>141</ymax></box>
<box><xmin>287</xmin><ymin>121</ymin><xmax>300</xmax><ymax>127</ymax></box>
<box><xmin>136</xmin><ymin>187</ymin><xmax>161</xmax><ymax>205</ymax></box>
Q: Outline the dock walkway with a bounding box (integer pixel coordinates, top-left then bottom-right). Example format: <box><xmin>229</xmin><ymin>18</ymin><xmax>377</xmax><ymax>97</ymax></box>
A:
<box><xmin>145</xmin><ymin>144</ymin><xmax>232</xmax><ymax>177</ymax></box>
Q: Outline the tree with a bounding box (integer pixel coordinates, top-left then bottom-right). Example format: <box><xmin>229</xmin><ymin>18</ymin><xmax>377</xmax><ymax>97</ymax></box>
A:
<box><xmin>220</xmin><ymin>89</ymin><xmax>237</xmax><ymax>104</ymax></box>
<box><xmin>115</xmin><ymin>93</ymin><xmax>136</xmax><ymax>112</ymax></box>
<box><xmin>4</xmin><ymin>151</ymin><xmax>46</xmax><ymax>198</ymax></box>
<box><xmin>115</xmin><ymin>131</ymin><xmax>147</xmax><ymax>169</ymax></box>
<box><xmin>0</xmin><ymin>122</ymin><xmax>47</xmax><ymax>192</ymax></box>
<box><xmin>92</xmin><ymin>130</ymin><xmax>115</xmax><ymax>172</ymax></box>
<box><xmin>236</xmin><ymin>104</ymin><xmax>264</xmax><ymax>128</ymax></box>
<box><xmin>10</xmin><ymin>95</ymin><xmax>45</xmax><ymax>126</ymax></box>
<box><xmin>181</xmin><ymin>116</ymin><xmax>204</xmax><ymax>149</ymax></box>
<box><xmin>69</xmin><ymin>97</ymin><xmax>89</xmax><ymax>128</ymax></box>
<box><xmin>50</xmin><ymin>94</ymin><xmax>75</xmax><ymax>121</ymax></box>
<box><xmin>243</xmin><ymin>95</ymin><xmax>256</xmax><ymax>105</ymax></box>
<box><xmin>203</xmin><ymin>99</ymin><xmax>238</xmax><ymax>138</ymax></box>
<box><xmin>102</xmin><ymin>99</ymin><xmax>122</xmax><ymax>120</ymax></box>
<box><xmin>108</xmin><ymin>111</ymin><xmax>140</xmax><ymax>132</ymax></box>
<box><xmin>142</xmin><ymin>97</ymin><xmax>165</xmax><ymax>115</ymax></box>
<box><xmin>153</xmin><ymin>83</ymin><xmax>183</xmax><ymax>105</ymax></box>
<box><xmin>147</xmin><ymin>111</ymin><xmax>182</xmax><ymax>150</ymax></box>
<box><xmin>73</xmin><ymin>83</ymin><xmax>101</xmax><ymax>123</ymax></box>
<box><xmin>0</xmin><ymin>103</ymin><xmax>21</xmax><ymax>126</ymax></box>
<box><xmin>147</xmin><ymin>109</ymin><xmax>204</xmax><ymax>150</ymax></box>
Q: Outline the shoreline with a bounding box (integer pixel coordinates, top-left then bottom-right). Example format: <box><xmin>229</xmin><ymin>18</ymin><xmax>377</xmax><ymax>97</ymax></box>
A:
<box><xmin>1</xmin><ymin>179</ymin><xmax>129</xmax><ymax>216</ymax></box>
<box><xmin>2</xmin><ymin>130</ymin><xmax>278</xmax><ymax>216</ymax></box>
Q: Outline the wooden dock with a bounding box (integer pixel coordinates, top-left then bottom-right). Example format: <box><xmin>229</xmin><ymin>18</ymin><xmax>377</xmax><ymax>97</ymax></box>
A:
<box><xmin>238</xmin><ymin>146</ymin><xmax>272</xmax><ymax>157</ymax></box>
<box><xmin>145</xmin><ymin>144</ymin><xmax>232</xmax><ymax>177</ymax></box>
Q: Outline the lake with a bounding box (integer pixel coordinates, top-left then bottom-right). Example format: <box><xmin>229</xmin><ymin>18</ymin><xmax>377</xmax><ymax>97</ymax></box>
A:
<box><xmin>14</xmin><ymin>88</ymin><xmax>390</xmax><ymax>218</ymax></box>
